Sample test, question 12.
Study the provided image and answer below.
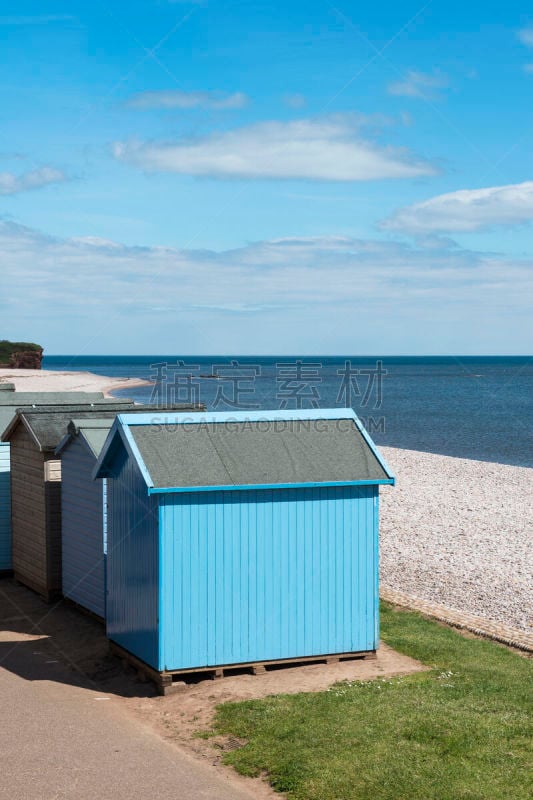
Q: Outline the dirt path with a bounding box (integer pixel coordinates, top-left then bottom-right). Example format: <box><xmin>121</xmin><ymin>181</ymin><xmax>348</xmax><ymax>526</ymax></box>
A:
<box><xmin>127</xmin><ymin>642</ymin><xmax>427</xmax><ymax>764</ymax></box>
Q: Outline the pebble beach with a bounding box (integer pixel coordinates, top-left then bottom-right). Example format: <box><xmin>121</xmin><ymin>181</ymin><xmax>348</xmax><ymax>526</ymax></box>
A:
<box><xmin>380</xmin><ymin>447</ymin><xmax>533</xmax><ymax>633</ymax></box>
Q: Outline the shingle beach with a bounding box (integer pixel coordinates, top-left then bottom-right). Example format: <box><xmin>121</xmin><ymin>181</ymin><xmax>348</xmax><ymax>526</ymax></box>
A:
<box><xmin>380</xmin><ymin>447</ymin><xmax>533</xmax><ymax>632</ymax></box>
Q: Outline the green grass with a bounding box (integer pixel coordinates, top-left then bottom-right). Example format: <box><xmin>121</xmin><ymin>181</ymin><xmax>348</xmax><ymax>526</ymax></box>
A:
<box><xmin>211</xmin><ymin>604</ymin><xmax>532</xmax><ymax>800</ymax></box>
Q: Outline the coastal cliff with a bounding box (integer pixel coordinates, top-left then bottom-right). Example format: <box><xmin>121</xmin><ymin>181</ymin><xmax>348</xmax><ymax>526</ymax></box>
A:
<box><xmin>0</xmin><ymin>340</ymin><xmax>43</xmax><ymax>369</ymax></box>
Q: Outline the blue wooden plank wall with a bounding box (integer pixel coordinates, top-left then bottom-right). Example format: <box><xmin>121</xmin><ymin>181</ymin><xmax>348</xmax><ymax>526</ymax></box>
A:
<box><xmin>159</xmin><ymin>485</ymin><xmax>379</xmax><ymax>672</ymax></box>
<box><xmin>105</xmin><ymin>443</ymin><xmax>159</xmax><ymax>667</ymax></box>
<box><xmin>61</xmin><ymin>437</ymin><xmax>106</xmax><ymax>617</ymax></box>
<box><xmin>0</xmin><ymin>443</ymin><xmax>11</xmax><ymax>570</ymax></box>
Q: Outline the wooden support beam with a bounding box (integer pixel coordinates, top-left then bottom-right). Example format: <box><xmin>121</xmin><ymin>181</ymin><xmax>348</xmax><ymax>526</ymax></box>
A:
<box><xmin>109</xmin><ymin>641</ymin><xmax>377</xmax><ymax>695</ymax></box>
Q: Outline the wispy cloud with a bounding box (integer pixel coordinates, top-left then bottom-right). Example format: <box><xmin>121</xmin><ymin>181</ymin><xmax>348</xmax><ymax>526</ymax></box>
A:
<box><xmin>382</xmin><ymin>181</ymin><xmax>533</xmax><ymax>234</ymax></box>
<box><xmin>517</xmin><ymin>27</ymin><xmax>533</xmax><ymax>72</ymax></box>
<box><xmin>0</xmin><ymin>167</ymin><xmax>66</xmax><ymax>196</ymax></box>
<box><xmin>388</xmin><ymin>70</ymin><xmax>449</xmax><ymax>100</ymax></box>
<box><xmin>283</xmin><ymin>93</ymin><xmax>306</xmax><ymax>109</ymax></box>
<box><xmin>517</xmin><ymin>27</ymin><xmax>533</xmax><ymax>47</ymax></box>
<box><xmin>126</xmin><ymin>89</ymin><xmax>248</xmax><ymax>110</ymax></box>
<box><xmin>0</xmin><ymin>15</ymin><xmax>74</xmax><ymax>26</ymax></box>
<box><xmin>2</xmin><ymin>221</ymin><xmax>531</xmax><ymax>352</ymax></box>
<box><xmin>113</xmin><ymin>114</ymin><xmax>436</xmax><ymax>181</ymax></box>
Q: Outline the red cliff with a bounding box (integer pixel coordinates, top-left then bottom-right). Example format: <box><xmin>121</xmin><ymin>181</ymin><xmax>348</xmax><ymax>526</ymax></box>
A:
<box><xmin>0</xmin><ymin>340</ymin><xmax>43</xmax><ymax>369</ymax></box>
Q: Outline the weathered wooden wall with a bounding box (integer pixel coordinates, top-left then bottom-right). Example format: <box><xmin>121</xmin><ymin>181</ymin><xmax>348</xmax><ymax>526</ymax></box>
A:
<box><xmin>10</xmin><ymin>424</ymin><xmax>62</xmax><ymax>598</ymax></box>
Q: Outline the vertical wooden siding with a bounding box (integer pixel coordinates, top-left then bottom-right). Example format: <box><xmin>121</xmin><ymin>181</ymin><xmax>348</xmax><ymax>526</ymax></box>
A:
<box><xmin>9</xmin><ymin>425</ymin><xmax>62</xmax><ymax>597</ymax></box>
<box><xmin>61</xmin><ymin>437</ymin><xmax>106</xmax><ymax>617</ymax></box>
<box><xmin>0</xmin><ymin>444</ymin><xmax>11</xmax><ymax>570</ymax></box>
<box><xmin>159</xmin><ymin>485</ymin><xmax>379</xmax><ymax>672</ymax></box>
<box><xmin>10</xmin><ymin>425</ymin><xmax>49</xmax><ymax>594</ymax></box>
<box><xmin>106</xmin><ymin>444</ymin><xmax>159</xmax><ymax>667</ymax></box>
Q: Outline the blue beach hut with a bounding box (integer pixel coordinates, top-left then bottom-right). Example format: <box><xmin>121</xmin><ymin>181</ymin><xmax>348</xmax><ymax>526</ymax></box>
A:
<box><xmin>94</xmin><ymin>408</ymin><xmax>394</xmax><ymax>693</ymax></box>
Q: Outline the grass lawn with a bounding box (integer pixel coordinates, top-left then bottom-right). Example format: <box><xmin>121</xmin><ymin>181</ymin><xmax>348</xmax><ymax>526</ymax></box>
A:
<box><xmin>211</xmin><ymin>604</ymin><xmax>532</xmax><ymax>800</ymax></box>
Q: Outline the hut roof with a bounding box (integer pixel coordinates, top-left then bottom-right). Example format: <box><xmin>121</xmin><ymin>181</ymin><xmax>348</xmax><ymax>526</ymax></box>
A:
<box><xmin>0</xmin><ymin>392</ymin><xmax>106</xmax><ymax>439</ymax></box>
<box><xmin>1</xmin><ymin>401</ymin><xmax>136</xmax><ymax>451</ymax></box>
<box><xmin>94</xmin><ymin>409</ymin><xmax>394</xmax><ymax>492</ymax></box>
<box><xmin>60</xmin><ymin>418</ymin><xmax>114</xmax><ymax>457</ymax></box>
<box><xmin>0</xmin><ymin>391</ymin><xmax>104</xmax><ymax>405</ymax></box>
<box><xmin>56</xmin><ymin>404</ymin><xmax>205</xmax><ymax>458</ymax></box>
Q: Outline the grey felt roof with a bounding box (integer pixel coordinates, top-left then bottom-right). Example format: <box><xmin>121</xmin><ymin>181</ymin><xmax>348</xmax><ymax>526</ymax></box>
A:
<box><xmin>59</xmin><ymin>405</ymin><xmax>205</xmax><ymax>458</ymax></box>
<box><xmin>67</xmin><ymin>419</ymin><xmax>115</xmax><ymax>457</ymax></box>
<box><xmin>0</xmin><ymin>392</ymin><xmax>106</xmax><ymax>439</ymax></box>
<box><xmin>130</xmin><ymin>419</ymin><xmax>390</xmax><ymax>489</ymax></box>
<box><xmin>2</xmin><ymin>401</ymin><xmax>136</xmax><ymax>451</ymax></box>
<box><xmin>0</xmin><ymin>391</ymin><xmax>104</xmax><ymax>405</ymax></box>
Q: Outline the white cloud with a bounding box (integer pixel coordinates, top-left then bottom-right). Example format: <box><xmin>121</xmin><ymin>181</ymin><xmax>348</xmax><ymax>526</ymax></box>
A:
<box><xmin>113</xmin><ymin>115</ymin><xmax>436</xmax><ymax>181</ymax></box>
<box><xmin>126</xmin><ymin>89</ymin><xmax>248</xmax><ymax>110</ymax></box>
<box><xmin>0</xmin><ymin>167</ymin><xmax>66</xmax><ymax>195</ymax></box>
<box><xmin>517</xmin><ymin>27</ymin><xmax>533</xmax><ymax>46</ymax></box>
<box><xmin>283</xmin><ymin>93</ymin><xmax>306</xmax><ymax>109</ymax></box>
<box><xmin>388</xmin><ymin>70</ymin><xmax>449</xmax><ymax>100</ymax></box>
<box><xmin>382</xmin><ymin>181</ymin><xmax>533</xmax><ymax>234</ymax></box>
<box><xmin>523</xmin><ymin>63</ymin><xmax>533</xmax><ymax>74</ymax></box>
<box><xmin>1</xmin><ymin>220</ymin><xmax>531</xmax><ymax>354</ymax></box>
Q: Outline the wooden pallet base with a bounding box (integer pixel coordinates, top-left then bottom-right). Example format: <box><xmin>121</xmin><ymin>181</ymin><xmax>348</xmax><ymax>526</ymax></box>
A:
<box><xmin>109</xmin><ymin>641</ymin><xmax>377</xmax><ymax>696</ymax></box>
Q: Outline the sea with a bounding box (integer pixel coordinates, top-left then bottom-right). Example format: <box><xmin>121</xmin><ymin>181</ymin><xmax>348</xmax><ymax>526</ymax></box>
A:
<box><xmin>43</xmin><ymin>356</ymin><xmax>533</xmax><ymax>468</ymax></box>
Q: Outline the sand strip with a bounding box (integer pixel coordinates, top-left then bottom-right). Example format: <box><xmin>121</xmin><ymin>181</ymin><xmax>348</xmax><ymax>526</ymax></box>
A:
<box><xmin>0</xmin><ymin>368</ymin><xmax>151</xmax><ymax>398</ymax></box>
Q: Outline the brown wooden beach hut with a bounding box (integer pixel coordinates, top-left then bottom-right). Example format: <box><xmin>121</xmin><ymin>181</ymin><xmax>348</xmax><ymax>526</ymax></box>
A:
<box><xmin>1</xmin><ymin>400</ymin><xmax>135</xmax><ymax>600</ymax></box>
<box><xmin>0</xmin><ymin>392</ymin><xmax>108</xmax><ymax>573</ymax></box>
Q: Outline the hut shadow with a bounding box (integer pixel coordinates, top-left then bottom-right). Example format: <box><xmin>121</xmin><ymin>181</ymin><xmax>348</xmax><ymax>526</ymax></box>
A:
<box><xmin>0</xmin><ymin>577</ymin><xmax>156</xmax><ymax>698</ymax></box>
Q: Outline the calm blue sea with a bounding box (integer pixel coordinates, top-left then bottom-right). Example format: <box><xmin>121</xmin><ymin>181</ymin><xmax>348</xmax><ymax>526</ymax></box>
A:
<box><xmin>43</xmin><ymin>355</ymin><xmax>533</xmax><ymax>468</ymax></box>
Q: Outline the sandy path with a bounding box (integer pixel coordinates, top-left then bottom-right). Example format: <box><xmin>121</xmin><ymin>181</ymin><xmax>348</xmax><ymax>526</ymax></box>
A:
<box><xmin>129</xmin><ymin>644</ymin><xmax>427</xmax><ymax>765</ymax></box>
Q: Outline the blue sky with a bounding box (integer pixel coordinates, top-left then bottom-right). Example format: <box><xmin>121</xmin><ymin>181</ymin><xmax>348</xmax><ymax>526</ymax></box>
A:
<box><xmin>1</xmin><ymin>0</ymin><xmax>532</xmax><ymax>354</ymax></box>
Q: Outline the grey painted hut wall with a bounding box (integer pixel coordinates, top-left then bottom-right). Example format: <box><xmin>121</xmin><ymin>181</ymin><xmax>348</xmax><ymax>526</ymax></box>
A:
<box><xmin>61</xmin><ymin>435</ymin><xmax>106</xmax><ymax>617</ymax></box>
<box><xmin>10</xmin><ymin>424</ymin><xmax>62</xmax><ymax>598</ymax></box>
